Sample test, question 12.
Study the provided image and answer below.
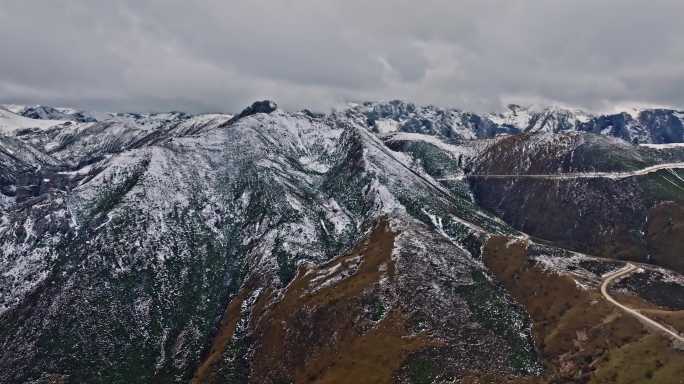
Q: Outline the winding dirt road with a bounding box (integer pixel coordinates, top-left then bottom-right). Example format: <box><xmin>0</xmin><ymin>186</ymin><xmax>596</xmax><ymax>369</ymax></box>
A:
<box><xmin>601</xmin><ymin>263</ymin><xmax>684</xmax><ymax>343</ymax></box>
<box><xmin>464</xmin><ymin>162</ymin><xmax>684</xmax><ymax>180</ymax></box>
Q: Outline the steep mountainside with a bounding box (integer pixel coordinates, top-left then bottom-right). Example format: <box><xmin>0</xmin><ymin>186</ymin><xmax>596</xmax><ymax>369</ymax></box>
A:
<box><xmin>469</xmin><ymin>132</ymin><xmax>684</xmax><ymax>272</ymax></box>
<box><xmin>1</xmin><ymin>100</ymin><xmax>683</xmax><ymax>383</ymax></box>
<box><xmin>0</xmin><ymin>101</ymin><xmax>540</xmax><ymax>383</ymax></box>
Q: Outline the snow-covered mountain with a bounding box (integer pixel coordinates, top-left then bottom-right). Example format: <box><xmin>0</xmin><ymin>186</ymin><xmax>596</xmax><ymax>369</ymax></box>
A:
<box><xmin>582</xmin><ymin>108</ymin><xmax>684</xmax><ymax>144</ymax></box>
<box><xmin>11</xmin><ymin>105</ymin><xmax>98</xmax><ymax>123</ymax></box>
<box><xmin>488</xmin><ymin>104</ymin><xmax>593</xmax><ymax>133</ymax></box>
<box><xmin>339</xmin><ymin>100</ymin><xmax>518</xmax><ymax>141</ymax></box>
<box><xmin>337</xmin><ymin>101</ymin><xmax>684</xmax><ymax>144</ymax></box>
<box><xmin>0</xmin><ymin>106</ymin><xmax>69</xmax><ymax>135</ymax></box>
<box><xmin>0</xmin><ymin>100</ymin><xmax>536</xmax><ymax>383</ymax></box>
<box><xmin>490</xmin><ymin>104</ymin><xmax>684</xmax><ymax>144</ymax></box>
<box><xmin>1</xmin><ymin>100</ymin><xmax>683</xmax><ymax>383</ymax></box>
<box><xmin>4</xmin><ymin>101</ymin><xmax>684</xmax><ymax>144</ymax></box>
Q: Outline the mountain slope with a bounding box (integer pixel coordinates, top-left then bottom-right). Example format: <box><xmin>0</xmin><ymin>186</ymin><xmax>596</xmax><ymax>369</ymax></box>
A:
<box><xmin>0</xmin><ymin>100</ymin><xmax>683</xmax><ymax>383</ymax></box>
<box><xmin>469</xmin><ymin>132</ymin><xmax>684</xmax><ymax>272</ymax></box>
<box><xmin>0</xmin><ymin>107</ymin><xmax>67</xmax><ymax>135</ymax></box>
<box><xmin>0</xmin><ymin>102</ymin><xmax>542</xmax><ymax>383</ymax></box>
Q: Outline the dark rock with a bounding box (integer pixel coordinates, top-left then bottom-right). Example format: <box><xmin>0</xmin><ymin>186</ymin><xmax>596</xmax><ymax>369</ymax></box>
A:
<box><xmin>228</xmin><ymin>100</ymin><xmax>278</xmax><ymax>124</ymax></box>
<box><xmin>20</xmin><ymin>105</ymin><xmax>97</xmax><ymax>123</ymax></box>
<box><xmin>301</xmin><ymin>109</ymin><xmax>324</xmax><ymax>119</ymax></box>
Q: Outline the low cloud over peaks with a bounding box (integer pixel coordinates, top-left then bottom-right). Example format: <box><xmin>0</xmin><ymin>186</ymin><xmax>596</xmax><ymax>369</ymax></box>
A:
<box><xmin>1</xmin><ymin>0</ymin><xmax>683</xmax><ymax>113</ymax></box>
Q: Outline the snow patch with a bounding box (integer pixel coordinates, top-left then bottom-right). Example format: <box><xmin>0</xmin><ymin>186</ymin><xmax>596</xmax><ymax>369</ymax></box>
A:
<box><xmin>640</xmin><ymin>143</ymin><xmax>684</xmax><ymax>149</ymax></box>
<box><xmin>0</xmin><ymin>107</ymin><xmax>66</xmax><ymax>135</ymax></box>
<box><xmin>374</xmin><ymin>119</ymin><xmax>400</xmax><ymax>135</ymax></box>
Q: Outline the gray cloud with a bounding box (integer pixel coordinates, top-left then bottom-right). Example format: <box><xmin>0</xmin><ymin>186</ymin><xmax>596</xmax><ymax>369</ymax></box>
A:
<box><xmin>1</xmin><ymin>0</ymin><xmax>683</xmax><ymax>113</ymax></box>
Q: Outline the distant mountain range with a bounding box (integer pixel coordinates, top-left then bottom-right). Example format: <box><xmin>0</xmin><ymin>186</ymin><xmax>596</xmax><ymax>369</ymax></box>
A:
<box><xmin>4</xmin><ymin>100</ymin><xmax>684</xmax><ymax>144</ymax></box>
<box><xmin>347</xmin><ymin>100</ymin><xmax>684</xmax><ymax>144</ymax></box>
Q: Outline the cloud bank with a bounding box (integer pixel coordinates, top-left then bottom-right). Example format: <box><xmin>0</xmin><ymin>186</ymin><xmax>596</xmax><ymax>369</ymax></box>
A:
<box><xmin>1</xmin><ymin>0</ymin><xmax>683</xmax><ymax>113</ymax></box>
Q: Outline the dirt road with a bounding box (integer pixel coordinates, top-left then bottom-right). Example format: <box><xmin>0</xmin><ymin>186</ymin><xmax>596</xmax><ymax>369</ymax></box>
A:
<box><xmin>601</xmin><ymin>263</ymin><xmax>684</xmax><ymax>343</ymax></box>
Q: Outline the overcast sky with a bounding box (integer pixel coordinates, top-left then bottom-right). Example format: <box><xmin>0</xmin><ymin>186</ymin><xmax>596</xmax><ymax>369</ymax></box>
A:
<box><xmin>1</xmin><ymin>0</ymin><xmax>683</xmax><ymax>114</ymax></box>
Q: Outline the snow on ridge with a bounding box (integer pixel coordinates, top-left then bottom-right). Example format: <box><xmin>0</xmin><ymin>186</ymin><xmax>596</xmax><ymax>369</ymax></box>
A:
<box><xmin>0</xmin><ymin>107</ymin><xmax>67</xmax><ymax>134</ymax></box>
<box><xmin>675</xmin><ymin>111</ymin><xmax>684</xmax><ymax>126</ymax></box>
<box><xmin>1</xmin><ymin>104</ymin><xmax>28</xmax><ymax>114</ymax></box>
<box><xmin>488</xmin><ymin>104</ymin><xmax>536</xmax><ymax>128</ymax></box>
<box><xmin>374</xmin><ymin>119</ymin><xmax>400</xmax><ymax>135</ymax></box>
<box><xmin>639</xmin><ymin>143</ymin><xmax>684</xmax><ymax>149</ymax></box>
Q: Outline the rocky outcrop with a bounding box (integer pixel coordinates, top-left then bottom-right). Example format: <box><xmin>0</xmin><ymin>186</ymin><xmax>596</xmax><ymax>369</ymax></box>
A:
<box><xmin>226</xmin><ymin>100</ymin><xmax>278</xmax><ymax>125</ymax></box>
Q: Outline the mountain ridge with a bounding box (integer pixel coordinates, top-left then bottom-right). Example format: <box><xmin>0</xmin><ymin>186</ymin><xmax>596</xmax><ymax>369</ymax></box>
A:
<box><xmin>4</xmin><ymin>100</ymin><xmax>684</xmax><ymax>144</ymax></box>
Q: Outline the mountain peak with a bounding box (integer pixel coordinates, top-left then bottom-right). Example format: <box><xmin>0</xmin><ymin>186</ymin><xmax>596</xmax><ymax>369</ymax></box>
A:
<box><xmin>237</xmin><ymin>100</ymin><xmax>278</xmax><ymax>117</ymax></box>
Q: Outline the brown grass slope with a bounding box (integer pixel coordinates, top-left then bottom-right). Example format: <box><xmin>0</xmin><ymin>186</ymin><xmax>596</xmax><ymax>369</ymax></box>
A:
<box><xmin>482</xmin><ymin>236</ymin><xmax>684</xmax><ymax>384</ymax></box>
